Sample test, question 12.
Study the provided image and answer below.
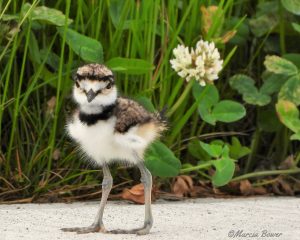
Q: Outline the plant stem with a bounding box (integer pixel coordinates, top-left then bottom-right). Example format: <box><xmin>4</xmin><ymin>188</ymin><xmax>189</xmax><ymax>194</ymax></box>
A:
<box><xmin>277</xmin><ymin>127</ymin><xmax>289</xmax><ymax>164</ymax></box>
<box><xmin>46</xmin><ymin>0</ymin><xmax>71</xmax><ymax>181</ymax></box>
<box><xmin>5</xmin><ymin>21</ymin><xmax>31</xmax><ymax>175</ymax></box>
<box><xmin>244</xmin><ymin>128</ymin><xmax>260</xmax><ymax>173</ymax></box>
<box><xmin>0</xmin><ymin>0</ymin><xmax>12</xmax><ymax>20</ymax></box>
<box><xmin>167</xmin><ymin>79</ymin><xmax>194</xmax><ymax>117</ymax></box>
<box><xmin>279</xmin><ymin>1</ymin><xmax>286</xmax><ymax>54</ymax></box>
<box><xmin>167</xmin><ymin>83</ymin><xmax>210</xmax><ymax>144</ymax></box>
<box><xmin>180</xmin><ymin>162</ymin><xmax>212</xmax><ymax>173</ymax></box>
<box><xmin>295</xmin><ymin>152</ymin><xmax>300</xmax><ymax>166</ymax></box>
<box><xmin>231</xmin><ymin>168</ymin><xmax>300</xmax><ymax>182</ymax></box>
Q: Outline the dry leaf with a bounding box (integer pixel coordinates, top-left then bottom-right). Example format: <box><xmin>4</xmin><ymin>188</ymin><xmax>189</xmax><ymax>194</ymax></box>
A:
<box><xmin>278</xmin><ymin>177</ymin><xmax>294</xmax><ymax>196</ymax></box>
<box><xmin>122</xmin><ymin>183</ymin><xmax>145</xmax><ymax>204</ymax></box>
<box><xmin>212</xmin><ymin>187</ymin><xmax>226</xmax><ymax>195</ymax></box>
<box><xmin>7</xmin><ymin>26</ymin><xmax>20</xmax><ymax>40</ymax></box>
<box><xmin>221</xmin><ymin>30</ymin><xmax>237</xmax><ymax>43</ymax></box>
<box><xmin>253</xmin><ymin>186</ymin><xmax>268</xmax><ymax>195</ymax></box>
<box><xmin>0</xmin><ymin>152</ymin><xmax>4</xmax><ymax>164</ymax></box>
<box><xmin>279</xmin><ymin>155</ymin><xmax>295</xmax><ymax>170</ymax></box>
<box><xmin>234</xmin><ymin>164</ymin><xmax>241</xmax><ymax>173</ymax></box>
<box><xmin>227</xmin><ymin>181</ymin><xmax>240</xmax><ymax>189</ymax></box>
<box><xmin>172</xmin><ymin>175</ymin><xmax>194</xmax><ymax>197</ymax></box>
<box><xmin>200</xmin><ymin>5</ymin><xmax>218</xmax><ymax>35</ymax></box>
<box><xmin>272</xmin><ymin>181</ymin><xmax>282</xmax><ymax>195</ymax></box>
<box><xmin>272</xmin><ymin>177</ymin><xmax>294</xmax><ymax>196</ymax></box>
<box><xmin>52</xmin><ymin>149</ymin><xmax>61</xmax><ymax>160</ymax></box>
<box><xmin>292</xmin><ymin>181</ymin><xmax>300</xmax><ymax>195</ymax></box>
<box><xmin>208</xmin><ymin>168</ymin><xmax>215</xmax><ymax>176</ymax></box>
<box><xmin>222</xmin><ymin>181</ymin><xmax>240</xmax><ymax>195</ymax></box>
<box><xmin>46</xmin><ymin>96</ymin><xmax>56</xmax><ymax>115</ymax></box>
<box><xmin>239</xmin><ymin>180</ymin><xmax>253</xmax><ymax>195</ymax></box>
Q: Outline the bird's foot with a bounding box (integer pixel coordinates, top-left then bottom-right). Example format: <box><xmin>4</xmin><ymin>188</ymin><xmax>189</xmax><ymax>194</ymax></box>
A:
<box><xmin>109</xmin><ymin>222</ymin><xmax>152</xmax><ymax>235</ymax></box>
<box><xmin>61</xmin><ymin>224</ymin><xmax>107</xmax><ymax>234</ymax></box>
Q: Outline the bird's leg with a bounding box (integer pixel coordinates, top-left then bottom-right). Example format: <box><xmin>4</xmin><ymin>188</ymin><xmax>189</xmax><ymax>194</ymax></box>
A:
<box><xmin>61</xmin><ymin>163</ymin><xmax>112</xmax><ymax>234</ymax></box>
<box><xmin>135</xmin><ymin>161</ymin><xmax>153</xmax><ymax>234</ymax></box>
<box><xmin>110</xmin><ymin>153</ymin><xmax>153</xmax><ymax>235</ymax></box>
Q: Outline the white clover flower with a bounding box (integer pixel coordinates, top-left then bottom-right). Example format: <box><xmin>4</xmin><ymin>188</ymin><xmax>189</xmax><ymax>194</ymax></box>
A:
<box><xmin>170</xmin><ymin>45</ymin><xmax>192</xmax><ymax>79</ymax></box>
<box><xmin>170</xmin><ymin>40</ymin><xmax>223</xmax><ymax>86</ymax></box>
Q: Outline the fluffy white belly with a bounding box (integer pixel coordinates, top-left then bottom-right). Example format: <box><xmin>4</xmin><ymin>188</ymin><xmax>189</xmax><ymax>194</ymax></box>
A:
<box><xmin>67</xmin><ymin>116</ymin><xmax>140</xmax><ymax>165</ymax></box>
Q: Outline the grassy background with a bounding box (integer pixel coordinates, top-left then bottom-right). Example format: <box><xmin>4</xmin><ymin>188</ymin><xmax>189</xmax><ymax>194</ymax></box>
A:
<box><xmin>1</xmin><ymin>0</ymin><xmax>300</xmax><ymax>202</ymax></box>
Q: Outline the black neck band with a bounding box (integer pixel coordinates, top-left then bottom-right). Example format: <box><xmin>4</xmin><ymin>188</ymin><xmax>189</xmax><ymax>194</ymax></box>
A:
<box><xmin>79</xmin><ymin>103</ymin><xmax>116</xmax><ymax>125</ymax></box>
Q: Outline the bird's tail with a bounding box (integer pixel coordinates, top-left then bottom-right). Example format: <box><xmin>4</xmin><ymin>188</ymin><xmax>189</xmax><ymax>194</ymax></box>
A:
<box><xmin>159</xmin><ymin>105</ymin><xmax>168</xmax><ymax>123</ymax></box>
<box><xmin>153</xmin><ymin>105</ymin><xmax>168</xmax><ymax>133</ymax></box>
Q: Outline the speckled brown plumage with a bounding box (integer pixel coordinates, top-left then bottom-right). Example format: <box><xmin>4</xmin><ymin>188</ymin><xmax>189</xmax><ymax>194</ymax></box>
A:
<box><xmin>114</xmin><ymin>97</ymin><xmax>165</xmax><ymax>134</ymax></box>
<box><xmin>75</xmin><ymin>64</ymin><xmax>114</xmax><ymax>82</ymax></box>
<box><xmin>77</xmin><ymin>64</ymin><xmax>113</xmax><ymax>77</ymax></box>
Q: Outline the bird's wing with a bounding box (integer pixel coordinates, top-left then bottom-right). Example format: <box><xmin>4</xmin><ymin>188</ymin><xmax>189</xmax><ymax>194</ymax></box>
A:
<box><xmin>114</xmin><ymin>97</ymin><xmax>152</xmax><ymax>134</ymax></box>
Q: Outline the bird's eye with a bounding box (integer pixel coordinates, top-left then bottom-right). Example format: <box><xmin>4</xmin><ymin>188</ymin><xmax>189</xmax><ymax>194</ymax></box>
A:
<box><xmin>75</xmin><ymin>81</ymin><xmax>80</xmax><ymax>88</ymax></box>
<box><xmin>106</xmin><ymin>83</ymin><xmax>112</xmax><ymax>89</ymax></box>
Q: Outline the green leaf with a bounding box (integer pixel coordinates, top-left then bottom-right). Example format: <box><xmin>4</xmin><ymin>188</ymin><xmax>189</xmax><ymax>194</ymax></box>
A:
<box><xmin>188</xmin><ymin>140</ymin><xmax>211</xmax><ymax>161</ymax></box>
<box><xmin>281</xmin><ymin>0</ymin><xmax>300</xmax><ymax>15</ymax></box>
<box><xmin>212</xmin><ymin>156</ymin><xmax>235</xmax><ymax>186</ymax></box>
<box><xmin>210</xmin><ymin>140</ymin><xmax>224</xmax><ymax>146</ymax></box>
<box><xmin>32</xmin><ymin>6</ymin><xmax>73</xmax><ymax>26</ymax></box>
<box><xmin>283</xmin><ymin>53</ymin><xmax>300</xmax><ymax>69</ymax></box>
<box><xmin>2</xmin><ymin>14</ymin><xmax>19</xmax><ymax>21</ymax></box>
<box><xmin>229</xmin><ymin>74</ymin><xmax>271</xmax><ymax>106</ymax></box>
<box><xmin>226</xmin><ymin>17</ymin><xmax>250</xmax><ymax>45</ymax></box>
<box><xmin>291</xmin><ymin>133</ymin><xmax>300</xmax><ymax>141</ymax></box>
<box><xmin>221</xmin><ymin>145</ymin><xmax>231</xmax><ymax>158</ymax></box>
<box><xmin>198</xmin><ymin>107</ymin><xmax>217</xmax><ymax>125</ymax></box>
<box><xmin>106</xmin><ymin>57</ymin><xmax>154</xmax><ymax>74</ymax></box>
<box><xmin>28</xmin><ymin>31</ymin><xmax>41</xmax><ymax>64</ymax></box>
<box><xmin>292</xmin><ymin>22</ymin><xmax>300</xmax><ymax>33</ymax></box>
<box><xmin>264</xmin><ymin>55</ymin><xmax>298</xmax><ymax>76</ymax></box>
<box><xmin>260</xmin><ymin>71</ymin><xmax>288</xmax><ymax>95</ymax></box>
<box><xmin>40</xmin><ymin>67</ymin><xmax>72</xmax><ymax>92</ymax></box>
<box><xmin>226</xmin><ymin>137</ymin><xmax>251</xmax><ymax>159</ymax></box>
<box><xmin>229</xmin><ymin>74</ymin><xmax>257</xmax><ymax>94</ymax></box>
<box><xmin>278</xmin><ymin>75</ymin><xmax>300</xmax><ymax>106</ymax></box>
<box><xmin>135</xmin><ymin>96</ymin><xmax>156</xmax><ymax>112</ymax></box>
<box><xmin>145</xmin><ymin>141</ymin><xmax>181</xmax><ymax>177</ymax></box>
<box><xmin>211</xmin><ymin>100</ymin><xmax>246</xmax><ymax>123</ymax></box>
<box><xmin>40</xmin><ymin>67</ymin><xmax>57</xmax><ymax>88</ymax></box>
<box><xmin>195</xmin><ymin>83</ymin><xmax>246</xmax><ymax>124</ymax></box>
<box><xmin>195</xmin><ymin>84</ymin><xmax>219</xmax><ymax>125</ymax></box>
<box><xmin>40</xmin><ymin>48</ymin><xmax>60</xmax><ymax>71</ymax></box>
<box><xmin>109</xmin><ymin>0</ymin><xmax>133</xmax><ymax>29</ymax></box>
<box><xmin>200</xmin><ymin>141</ymin><xmax>223</xmax><ymax>158</ymax></box>
<box><xmin>23</xmin><ymin>3</ymin><xmax>73</xmax><ymax>26</ymax></box>
<box><xmin>276</xmin><ymin>100</ymin><xmax>300</xmax><ymax>140</ymax></box>
<box><xmin>243</xmin><ymin>93</ymin><xmax>270</xmax><ymax>106</ymax></box>
<box><xmin>249</xmin><ymin>6</ymin><xmax>278</xmax><ymax>37</ymax></box>
<box><xmin>257</xmin><ymin>107</ymin><xmax>281</xmax><ymax>132</ymax></box>
<box><xmin>193</xmin><ymin>83</ymin><xmax>219</xmax><ymax>106</ymax></box>
<box><xmin>58</xmin><ymin>27</ymin><xmax>103</xmax><ymax>63</ymax></box>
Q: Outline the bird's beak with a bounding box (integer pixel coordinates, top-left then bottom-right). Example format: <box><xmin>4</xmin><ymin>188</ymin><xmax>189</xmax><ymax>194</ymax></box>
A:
<box><xmin>86</xmin><ymin>89</ymin><xmax>96</xmax><ymax>103</ymax></box>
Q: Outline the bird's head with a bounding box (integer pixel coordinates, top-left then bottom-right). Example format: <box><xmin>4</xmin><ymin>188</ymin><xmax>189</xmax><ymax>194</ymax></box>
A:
<box><xmin>72</xmin><ymin>64</ymin><xmax>117</xmax><ymax>112</ymax></box>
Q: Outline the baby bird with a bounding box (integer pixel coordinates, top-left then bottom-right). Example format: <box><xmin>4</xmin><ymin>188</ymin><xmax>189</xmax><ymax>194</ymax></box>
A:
<box><xmin>61</xmin><ymin>64</ymin><xmax>165</xmax><ymax>235</ymax></box>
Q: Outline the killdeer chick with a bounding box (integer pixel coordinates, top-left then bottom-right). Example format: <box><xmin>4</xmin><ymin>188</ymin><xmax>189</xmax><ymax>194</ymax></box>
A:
<box><xmin>61</xmin><ymin>64</ymin><xmax>165</xmax><ymax>235</ymax></box>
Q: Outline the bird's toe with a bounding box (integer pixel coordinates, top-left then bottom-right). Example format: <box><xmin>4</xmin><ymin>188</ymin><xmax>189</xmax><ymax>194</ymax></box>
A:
<box><xmin>136</xmin><ymin>228</ymin><xmax>150</xmax><ymax>235</ymax></box>
<box><xmin>61</xmin><ymin>225</ymin><xmax>107</xmax><ymax>234</ymax></box>
<box><xmin>109</xmin><ymin>225</ymin><xmax>151</xmax><ymax>235</ymax></box>
<box><xmin>61</xmin><ymin>227</ymin><xmax>79</xmax><ymax>232</ymax></box>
